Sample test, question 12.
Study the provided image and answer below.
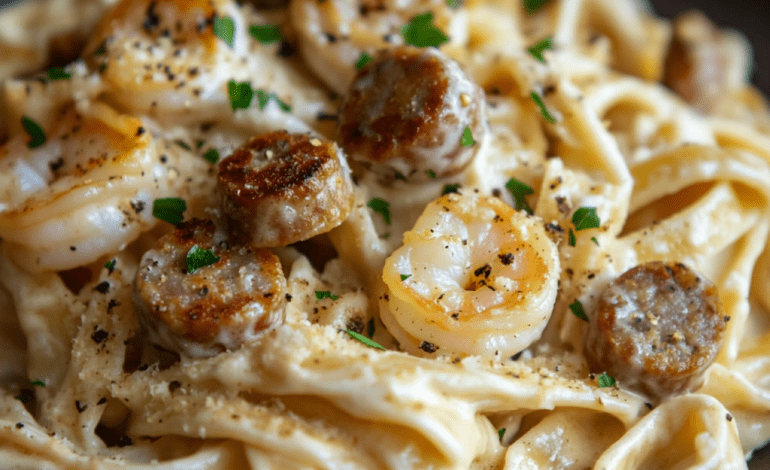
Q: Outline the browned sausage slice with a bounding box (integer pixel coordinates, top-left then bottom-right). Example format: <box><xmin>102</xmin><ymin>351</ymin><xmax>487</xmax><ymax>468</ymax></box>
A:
<box><xmin>338</xmin><ymin>46</ymin><xmax>487</xmax><ymax>183</ymax></box>
<box><xmin>133</xmin><ymin>218</ymin><xmax>287</xmax><ymax>358</ymax></box>
<box><xmin>218</xmin><ymin>131</ymin><xmax>354</xmax><ymax>248</ymax></box>
<box><xmin>584</xmin><ymin>261</ymin><xmax>727</xmax><ymax>401</ymax></box>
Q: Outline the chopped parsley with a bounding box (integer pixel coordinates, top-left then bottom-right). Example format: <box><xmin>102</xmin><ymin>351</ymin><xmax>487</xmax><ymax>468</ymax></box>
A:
<box><xmin>400</xmin><ymin>274</ymin><xmax>412</xmax><ymax>281</ymax></box>
<box><xmin>203</xmin><ymin>148</ymin><xmax>220</xmax><ymax>164</ymax></box>
<box><xmin>527</xmin><ymin>36</ymin><xmax>552</xmax><ymax>62</ymax></box>
<box><xmin>569</xmin><ymin>300</ymin><xmax>588</xmax><ymax>322</ymax></box>
<box><xmin>529</xmin><ymin>91</ymin><xmax>556</xmax><ymax>123</ymax></box>
<box><xmin>47</xmin><ymin>67</ymin><xmax>71</xmax><ymax>80</ymax></box>
<box><xmin>186</xmin><ymin>245</ymin><xmax>220</xmax><ymax>274</ymax></box>
<box><xmin>498</xmin><ymin>428</ymin><xmax>506</xmax><ymax>441</ymax></box>
<box><xmin>315</xmin><ymin>290</ymin><xmax>339</xmax><ymax>300</ymax></box>
<box><xmin>505</xmin><ymin>177</ymin><xmax>534</xmax><ymax>214</ymax></box>
<box><xmin>30</xmin><ymin>380</ymin><xmax>45</xmax><ymax>387</ymax></box>
<box><xmin>442</xmin><ymin>183</ymin><xmax>461</xmax><ymax>195</ymax></box>
<box><xmin>105</xmin><ymin>259</ymin><xmax>116</xmax><ymax>274</ymax></box>
<box><xmin>461</xmin><ymin>126</ymin><xmax>474</xmax><ymax>146</ymax></box>
<box><xmin>355</xmin><ymin>52</ymin><xmax>373</xmax><ymax>70</ymax></box>
<box><xmin>228</xmin><ymin>80</ymin><xmax>255</xmax><ymax>110</ymax></box>
<box><xmin>568</xmin><ymin>228</ymin><xmax>576</xmax><ymax>247</ymax></box>
<box><xmin>256</xmin><ymin>89</ymin><xmax>292</xmax><ymax>112</ymax></box>
<box><xmin>523</xmin><ymin>0</ymin><xmax>551</xmax><ymax>14</ymax></box>
<box><xmin>367</xmin><ymin>318</ymin><xmax>376</xmax><ymax>338</ymax></box>
<box><xmin>572</xmin><ymin>207</ymin><xmax>601</xmax><ymax>231</ymax></box>
<box><xmin>597</xmin><ymin>373</ymin><xmax>616</xmax><ymax>388</ymax></box>
<box><xmin>213</xmin><ymin>16</ymin><xmax>235</xmax><ymax>48</ymax></box>
<box><xmin>401</xmin><ymin>12</ymin><xmax>449</xmax><ymax>48</ymax></box>
<box><xmin>426</xmin><ymin>169</ymin><xmax>437</xmax><ymax>179</ymax></box>
<box><xmin>346</xmin><ymin>329</ymin><xmax>386</xmax><ymax>350</ymax></box>
<box><xmin>446</xmin><ymin>0</ymin><xmax>461</xmax><ymax>8</ymax></box>
<box><xmin>196</xmin><ymin>139</ymin><xmax>206</xmax><ymax>149</ymax></box>
<box><xmin>249</xmin><ymin>24</ymin><xmax>282</xmax><ymax>44</ymax></box>
<box><xmin>14</xmin><ymin>389</ymin><xmax>33</xmax><ymax>404</ymax></box>
<box><xmin>591</xmin><ymin>236</ymin><xmax>599</xmax><ymax>246</ymax></box>
<box><xmin>175</xmin><ymin>140</ymin><xmax>191</xmax><ymax>151</ymax></box>
<box><xmin>367</xmin><ymin>197</ymin><xmax>391</xmax><ymax>225</ymax></box>
<box><xmin>152</xmin><ymin>197</ymin><xmax>186</xmax><ymax>225</ymax></box>
<box><xmin>21</xmin><ymin>116</ymin><xmax>45</xmax><ymax>149</ymax></box>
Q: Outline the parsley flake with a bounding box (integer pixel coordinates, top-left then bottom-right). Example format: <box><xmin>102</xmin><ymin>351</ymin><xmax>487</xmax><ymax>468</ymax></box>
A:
<box><xmin>315</xmin><ymin>290</ymin><xmax>339</xmax><ymax>300</ymax></box>
<box><xmin>196</xmin><ymin>139</ymin><xmax>206</xmax><ymax>149</ymax></box>
<box><xmin>527</xmin><ymin>36</ymin><xmax>552</xmax><ymax>63</ymax></box>
<box><xmin>426</xmin><ymin>169</ymin><xmax>437</xmax><ymax>179</ymax></box>
<box><xmin>213</xmin><ymin>16</ymin><xmax>235</xmax><ymax>48</ymax></box>
<box><xmin>505</xmin><ymin>177</ymin><xmax>534</xmax><ymax>214</ymax></box>
<box><xmin>21</xmin><ymin>116</ymin><xmax>46</xmax><ymax>149</ymax></box>
<box><xmin>442</xmin><ymin>183</ymin><xmax>461</xmax><ymax>195</ymax></box>
<box><xmin>530</xmin><ymin>91</ymin><xmax>556</xmax><ymax>123</ymax></box>
<box><xmin>367</xmin><ymin>197</ymin><xmax>391</xmax><ymax>225</ymax></box>
<box><xmin>523</xmin><ymin>0</ymin><xmax>551</xmax><ymax>14</ymax></box>
<box><xmin>14</xmin><ymin>389</ymin><xmax>33</xmax><ymax>404</ymax></box>
<box><xmin>203</xmin><ymin>148</ymin><xmax>220</xmax><ymax>164</ymax></box>
<box><xmin>346</xmin><ymin>329</ymin><xmax>386</xmax><ymax>350</ymax></box>
<box><xmin>569</xmin><ymin>300</ymin><xmax>588</xmax><ymax>322</ymax></box>
<box><xmin>446</xmin><ymin>0</ymin><xmax>461</xmax><ymax>8</ymax></box>
<box><xmin>186</xmin><ymin>245</ymin><xmax>220</xmax><ymax>274</ymax></box>
<box><xmin>228</xmin><ymin>80</ymin><xmax>254</xmax><ymax>110</ymax></box>
<box><xmin>400</xmin><ymin>274</ymin><xmax>412</xmax><ymax>281</ymax></box>
<box><xmin>461</xmin><ymin>126</ymin><xmax>474</xmax><ymax>146</ymax></box>
<box><xmin>591</xmin><ymin>236</ymin><xmax>599</xmax><ymax>246</ymax></box>
<box><xmin>256</xmin><ymin>89</ymin><xmax>292</xmax><ymax>112</ymax></box>
<box><xmin>568</xmin><ymin>228</ymin><xmax>576</xmax><ymax>247</ymax></box>
<box><xmin>597</xmin><ymin>373</ymin><xmax>616</xmax><ymax>388</ymax></box>
<box><xmin>355</xmin><ymin>52</ymin><xmax>373</xmax><ymax>70</ymax></box>
<box><xmin>152</xmin><ymin>197</ymin><xmax>186</xmax><ymax>225</ymax></box>
<box><xmin>498</xmin><ymin>428</ymin><xmax>506</xmax><ymax>441</ymax></box>
<box><xmin>105</xmin><ymin>259</ymin><xmax>116</xmax><ymax>274</ymax></box>
<box><xmin>175</xmin><ymin>140</ymin><xmax>191</xmax><ymax>151</ymax></box>
<box><xmin>367</xmin><ymin>318</ymin><xmax>376</xmax><ymax>338</ymax></box>
<box><xmin>249</xmin><ymin>24</ymin><xmax>282</xmax><ymax>44</ymax></box>
<box><xmin>30</xmin><ymin>380</ymin><xmax>45</xmax><ymax>387</ymax></box>
<box><xmin>572</xmin><ymin>207</ymin><xmax>600</xmax><ymax>231</ymax></box>
<box><xmin>401</xmin><ymin>12</ymin><xmax>449</xmax><ymax>48</ymax></box>
<box><xmin>47</xmin><ymin>67</ymin><xmax>71</xmax><ymax>80</ymax></box>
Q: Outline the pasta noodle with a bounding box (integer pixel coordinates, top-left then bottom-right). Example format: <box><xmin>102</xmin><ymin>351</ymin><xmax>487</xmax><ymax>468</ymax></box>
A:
<box><xmin>0</xmin><ymin>0</ymin><xmax>769</xmax><ymax>468</ymax></box>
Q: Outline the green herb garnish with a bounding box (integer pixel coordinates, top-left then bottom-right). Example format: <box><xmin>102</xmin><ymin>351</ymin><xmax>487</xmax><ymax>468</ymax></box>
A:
<box><xmin>315</xmin><ymin>290</ymin><xmax>340</xmax><ymax>300</ymax></box>
<box><xmin>186</xmin><ymin>245</ymin><xmax>220</xmax><ymax>274</ymax></box>
<box><xmin>213</xmin><ymin>16</ymin><xmax>235</xmax><ymax>48</ymax></box>
<box><xmin>527</xmin><ymin>36</ymin><xmax>552</xmax><ymax>63</ymax></box>
<box><xmin>442</xmin><ymin>183</ymin><xmax>461</xmax><ymax>195</ymax></box>
<box><xmin>446</xmin><ymin>0</ymin><xmax>461</xmax><ymax>8</ymax></box>
<box><xmin>346</xmin><ymin>329</ymin><xmax>386</xmax><ymax>350</ymax></box>
<box><xmin>105</xmin><ymin>259</ymin><xmax>116</xmax><ymax>274</ymax></box>
<box><xmin>152</xmin><ymin>197</ymin><xmax>186</xmax><ymax>225</ymax></box>
<box><xmin>21</xmin><ymin>117</ymin><xmax>45</xmax><ymax>149</ymax></box>
<box><xmin>597</xmin><ymin>373</ymin><xmax>616</xmax><ymax>388</ymax></box>
<box><xmin>355</xmin><ymin>52</ymin><xmax>373</xmax><ymax>70</ymax></box>
<box><xmin>400</xmin><ymin>274</ymin><xmax>412</xmax><ymax>281</ymax></box>
<box><xmin>203</xmin><ymin>148</ymin><xmax>220</xmax><ymax>164</ymax></box>
<box><xmin>426</xmin><ymin>169</ymin><xmax>437</xmax><ymax>179</ymax></box>
<box><xmin>529</xmin><ymin>91</ymin><xmax>556</xmax><ymax>123</ymax></box>
<box><xmin>367</xmin><ymin>318</ymin><xmax>376</xmax><ymax>338</ymax></box>
<box><xmin>175</xmin><ymin>140</ymin><xmax>191</xmax><ymax>151</ymax></box>
<box><xmin>196</xmin><ymin>139</ymin><xmax>206</xmax><ymax>149</ymax></box>
<box><xmin>461</xmin><ymin>126</ymin><xmax>474</xmax><ymax>146</ymax></box>
<box><xmin>249</xmin><ymin>24</ymin><xmax>282</xmax><ymax>44</ymax></box>
<box><xmin>401</xmin><ymin>12</ymin><xmax>449</xmax><ymax>48</ymax></box>
<box><xmin>523</xmin><ymin>0</ymin><xmax>551</xmax><ymax>14</ymax></box>
<box><xmin>228</xmin><ymin>80</ymin><xmax>254</xmax><ymax>110</ymax></box>
<box><xmin>256</xmin><ymin>89</ymin><xmax>292</xmax><ymax>112</ymax></box>
<box><xmin>572</xmin><ymin>207</ymin><xmax>600</xmax><ymax>231</ymax></box>
<box><xmin>367</xmin><ymin>197</ymin><xmax>391</xmax><ymax>225</ymax></box>
<box><xmin>591</xmin><ymin>236</ymin><xmax>599</xmax><ymax>246</ymax></box>
<box><xmin>47</xmin><ymin>67</ymin><xmax>71</xmax><ymax>80</ymax></box>
<box><xmin>569</xmin><ymin>300</ymin><xmax>588</xmax><ymax>322</ymax></box>
<box><xmin>498</xmin><ymin>428</ymin><xmax>506</xmax><ymax>441</ymax></box>
<box><xmin>568</xmin><ymin>228</ymin><xmax>576</xmax><ymax>247</ymax></box>
<box><xmin>30</xmin><ymin>380</ymin><xmax>45</xmax><ymax>387</ymax></box>
<box><xmin>505</xmin><ymin>177</ymin><xmax>534</xmax><ymax>214</ymax></box>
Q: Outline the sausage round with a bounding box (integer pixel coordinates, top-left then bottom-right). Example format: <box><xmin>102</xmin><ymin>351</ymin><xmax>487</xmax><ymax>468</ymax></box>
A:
<box><xmin>583</xmin><ymin>261</ymin><xmax>727</xmax><ymax>401</ymax></box>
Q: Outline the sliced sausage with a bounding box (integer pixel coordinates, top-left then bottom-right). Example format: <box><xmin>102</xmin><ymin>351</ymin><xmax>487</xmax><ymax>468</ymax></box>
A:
<box><xmin>583</xmin><ymin>261</ymin><xmax>727</xmax><ymax>401</ymax></box>
<box><xmin>338</xmin><ymin>46</ymin><xmax>487</xmax><ymax>183</ymax></box>
<box><xmin>218</xmin><ymin>131</ymin><xmax>355</xmax><ymax>248</ymax></box>
<box><xmin>134</xmin><ymin>218</ymin><xmax>286</xmax><ymax>358</ymax></box>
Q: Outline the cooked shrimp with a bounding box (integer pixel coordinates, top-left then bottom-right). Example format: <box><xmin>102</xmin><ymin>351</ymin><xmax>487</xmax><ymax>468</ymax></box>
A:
<box><xmin>338</xmin><ymin>46</ymin><xmax>487</xmax><ymax>183</ymax></box>
<box><xmin>0</xmin><ymin>101</ymin><xmax>172</xmax><ymax>272</ymax></box>
<box><xmin>134</xmin><ymin>218</ymin><xmax>287</xmax><ymax>358</ymax></box>
<box><xmin>290</xmin><ymin>0</ymin><xmax>468</xmax><ymax>94</ymax></box>
<box><xmin>218</xmin><ymin>131</ymin><xmax>354</xmax><ymax>248</ymax></box>
<box><xmin>380</xmin><ymin>191</ymin><xmax>560</xmax><ymax>358</ymax></box>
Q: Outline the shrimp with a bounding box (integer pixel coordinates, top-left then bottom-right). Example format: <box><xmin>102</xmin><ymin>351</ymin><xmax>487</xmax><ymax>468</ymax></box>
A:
<box><xmin>218</xmin><ymin>131</ymin><xmax>354</xmax><ymax>248</ymax></box>
<box><xmin>380</xmin><ymin>191</ymin><xmax>560</xmax><ymax>358</ymax></box>
<box><xmin>0</xmin><ymin>101</ymin><xmax>172</xmax><ymax>272</ymax></box>
<box><xmin>133</xmin><ymin>218</ymin><xmax>287</xmax><ymax>358</ymax></box>
<box><xmin>289</xmin><ymin>0</ymin><xmax>468</xmax><ymax>95</ymax></box>
<box><xmin>338</xmin><ymin>46</ymin><xmax>487</xmax><ymax>183</ymax></box>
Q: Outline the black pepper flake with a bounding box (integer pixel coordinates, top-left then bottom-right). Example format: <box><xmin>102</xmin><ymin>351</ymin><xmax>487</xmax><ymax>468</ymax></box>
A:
<box><xmin>316</xmin><ymin>112</ymin><xmax>338</xmax><ymax>121</ymax></box>
<box><xmin>511</xmin><ymin>351</ymin><xmax>522</xmax><ymax>361</ymax></box>
<box><xmin>136</xmin><ymin>126</ymin><xmax>145</xmax><ymax>136</ymax></box>
<box><xmin>263</xmin><ymin>292</ymin><xmax>273</xmax><ymax>298</ymax></box>
<box><xmin>198</xmin><ymin>286</ymin><xmax>209</xmax><ymax>297</ymax></box>
<box><xmin>419</xmin><ymin>341</ymin><xmax>438</xmax><ymax>353</ymax></box>
<box><xmin>15</xmin><ymin>422</ymin><xmax>24</xmax><ymax>429</ymax></box>
<box><xmin>285</xmin><ymin>293</ymin><xmax>293</xmax><ymax>302</ymax></box>
<box><xmin>277</xmin><ymin>41</ymin><xmax>295</xmax><ymax>57</ymax></box>
<box><xmin>117</xmin><ymin>436</ymin><xmax>133</xmax><ymax>447</ymax></box>
<box><xmin>645</xmin><ymin>402</ymin><xmax>653</xmax><ymax>410</ymax></box>
<box><xmin>130</xmin><ymin>200</ymin><xmax>145</xmax><ymax>214</ymax></box>
<box><xmin>107</xmin><ymin>299</ymin><xmax>120</xmax><ymax>312</ymax></box>
<box><xmin>94</xmin><ymin>281</ymin><xmax>110</xmax><ymax>294</ymax></box>
<box><xmin>474</xmin><ymin>263</ymin><xmax>492</xmax><ymax>278</ymax></box>
<box><xmin>726</xmin><ymin>413</ymin><xmax>733</xmax><ymax>421</ymax></box>
<box><xmin>49</xmin><ymin>157</ymin><xmax>65</xmax><ymax>172</ymax></box>
<box><xmin>91</xmin><ymin>328</ymin><xmax>109</xmax><ymax>344</ymax></box>
<box><xmin>143</xmin><ymin>1</ymin><xmax>159</xmax><ymax>32</ymax></box>
<box><xmin>324</xmin><ymin>33</ymin><xmax>337</xmax><ymax>43</ymax></box>
<box><xmin>724</xmin><ymin>315</ymin><xmax>731</xmax><ymax>322</ymax></box>
<box><xmin>497</xmin><ymin>253</ymin><xmax>514</xmax><ymax>265</ymax></box>
<box><xmin>97</xmin><ymin>397</ymin><xmax>107</xmax><ymax>405</ymax></box>
<box><xmin>75</xmin><ymin>401</ymin><xmax>87</xmax><ymax>413</ymax></box>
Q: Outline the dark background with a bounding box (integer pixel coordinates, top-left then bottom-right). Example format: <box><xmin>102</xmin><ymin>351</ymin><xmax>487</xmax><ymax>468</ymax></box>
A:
<box><xmin>0</xmin><ymin>0</ymin><xmax>767</xmax><ymax>466</ymax></box>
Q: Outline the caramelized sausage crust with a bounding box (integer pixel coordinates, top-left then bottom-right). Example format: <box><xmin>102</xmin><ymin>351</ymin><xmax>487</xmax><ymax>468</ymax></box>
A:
<box><xmin>218</xmin><ymin>131</ymin><xmax>354</xmax><ymax>248</ymax></box>
<box><xmin>338</xmin><ymin>46</ymin><xmax>487</xmax><ymax>183</ymax></box>
<box><xmin>134</xmin><ymin>219</ymin><xmax>287</xmax><ymax>357</ymax></box>
<box><xmin>584</xmin><ymin>261</ymin><xmax>726</xmax><ymax>401</ymax></box>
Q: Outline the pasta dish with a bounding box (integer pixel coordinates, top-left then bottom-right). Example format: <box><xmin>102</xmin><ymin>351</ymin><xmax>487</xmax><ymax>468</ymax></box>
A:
<box><xmin>1</xmin><ymin>0</ymin><xmax>769</xmax><ymax>468</ymax></box>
